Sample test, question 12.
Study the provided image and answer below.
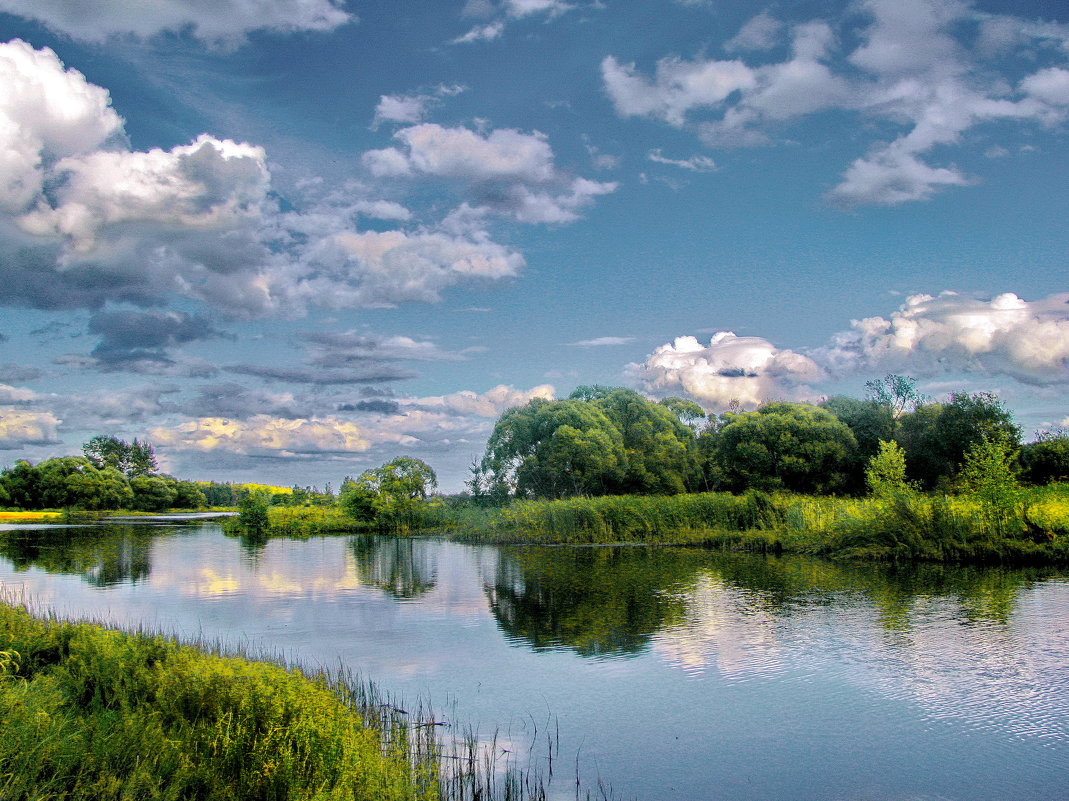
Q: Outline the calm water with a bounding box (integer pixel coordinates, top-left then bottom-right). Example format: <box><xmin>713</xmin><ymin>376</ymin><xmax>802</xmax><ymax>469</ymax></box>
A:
<box><xmin>1</xmin><ymin>522</ymin><xmax>1068</xmax><ymax>801</ymax></box>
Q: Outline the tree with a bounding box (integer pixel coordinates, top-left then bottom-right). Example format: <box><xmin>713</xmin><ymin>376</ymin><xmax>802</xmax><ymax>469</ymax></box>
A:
<box><xmin>129</xmin><ymin>475</ymin><xmax>177</xmax><ymax>512</ymax></box>
<box><xmin>896</xmin><ymin>392</ymin><xmax>1020</xmax><ymax>489</ymax></box>
<box><xmin>714</xmin><ymin>402</ymin><xmax>858</xmax><ymax>494</ymax></box>
<box><xmin>82</xmin><ymin>435</ymin><xmax>158</xmax><ymax>477</ymax></box>
<box><xmin>1019</xmin><ymin>431</ymin><xmax>1069</xmax><ymax>485</ymax></box>
<box><xmin>475</xmin><ymin>389</ymin><xmax>702</xmax><ymax>499</ymax></box>
<box><xmin>865</xmin><ymin>440</ymin><xmax>913</xmax><ymax>499</ymax></box>
<box><xmin>865</xmin><ymin>374</ymin><xmax>923</xmax><ymax>422</ymax></box>
<box><xmin>238</xmin><ymin>491</ymin><xmax>270</xmax><ymax>529</ymax></box>
<box><xmin>340</xmin><ymin>457</ymin><xmax>438</xmax><ymax>529</ymax></box>
<box><xmin>821</xmin><ymin>395</ymin><xmax>895</xmax><ymax>492</ymax></box>
<box><xmin>957</xmin><ymin>435</ymin><xmax>1022</xmax><ymax>536</ymax></box>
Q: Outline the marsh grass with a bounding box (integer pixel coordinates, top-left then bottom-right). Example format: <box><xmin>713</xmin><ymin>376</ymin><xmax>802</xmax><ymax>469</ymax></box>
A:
<box><xmin>0</xmin><ymin>597</ymin><xmax>561</xmax><ymax>801</ymax></box>
<box><xmin>223</xmin><ymin>506</ymin><xmax>364</xmax><ymax>538</ymax></box>
<box><xmin>442</xmin><ymin>485</ymin><xmax>1069</xmax><ymax>564</ymax></box>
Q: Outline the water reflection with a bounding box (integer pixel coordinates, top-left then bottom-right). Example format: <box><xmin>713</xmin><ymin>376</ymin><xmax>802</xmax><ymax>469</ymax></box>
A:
<box><xmin>485</xmin><ymin>546</ymin><xmax>696</xmax><ymax>657</ymax></box>
<box><xmin>0</xmin><ymin>525</ymin><xmax>155</xmax><ymax>587</ymax></box>
<box><xmin>485</xmin><ymin>545</ymin><xmax>1059</xmax><ymax>660</ymax></box>
<box><xmin>350</xmin><ymin>535</ymin><xmax>438</xmax><ymax>599</ymax></box>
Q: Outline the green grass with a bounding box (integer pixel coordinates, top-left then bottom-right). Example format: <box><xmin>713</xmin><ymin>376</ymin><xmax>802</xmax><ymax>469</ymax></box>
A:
<box><xmin>0</xmin><ymin>600</ymin><xmax>548</xmax><ymax>801</ymax></box>
<box><xmin>439</xmin><ymin>485</ymin><xmax>1069</xmax><ymax>564</ymax></box>
<box><xmin>223</xmin><ymin>506</ymin><xmax>365</xmax><ymax>538</ymax></box>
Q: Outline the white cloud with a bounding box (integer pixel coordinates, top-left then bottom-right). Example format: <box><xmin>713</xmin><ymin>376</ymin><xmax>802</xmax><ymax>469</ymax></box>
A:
<box><xmin>568</xmin><ymin>336</ymin><xmax>636</xmax><ymax>347</ymax></box>
<box><xmin>601</xmin><ymin>55</ymin><xmax>757</xmax><ymax>127</ymax></box>
<box><xmin>647</xmin><ymin>149</ymin><xmax>716</xmax><ymax>172</ymax></box>
<box><xmin>0</xmin><ymin>407</ymin><xmax>61</xmax><ymax>448</ymax></box>
<box><xmin>298</xmin><ymin>228</ymin><xmax>525</xmax><ymax>307</ymax></box>
<box><xmin>371</xmin><ymin>95</ymin><xmax>430</xmax><ymax>128</ymax></box>
<box><xmin>152</xmin><ymin>415</ymin><xmax>370</xmax><ymax>457</ymax></box>
<box><xmin>604</xmin><ymin>0</ymin><xmax>1069</xmax><ymax>206</ymax></box>
<box><xmin>820</xmin><ymin>292</ymin><xmax>1069</xmax><ymax>385</ymax></box>
<box><xmin>628</xmin><ymin>332</ymin><xmax>823</xmax><ymax>411</ymax></box>
<box><xmin>407</xmin><ymin>384</ymin><xmax>555</xmax><ymax>418</ymax></box>
<box><xmin>17</xmin><ymin>135</ymin><xmax>270</xmax><ymax>252</ymax></box>
<box><xmin>725</xmin><ymin>11</ymin><xmax>783</xmax><ymax>53</ymax></box>
<box><xmin>0</xmin><ymin>384</ymin><xmax>38</xmax><ymax>404</ymax></box>
<box><xmin>361</xmin><ymin>123</ymin><xmax>615</xmax><ymax>224</ymax></box>
<box><xmin>372</xmin><ymin>124</ymin><xmax>558</xmax><ymax>183</ymax></box>
<box><xmin>0</xmin><ymin>40</ymin><xmax>124</xmax><ymax>214</ymax></box>
<box><xmin>0</xmin><ymin>0</ymin><xmax>353</xmax><ymax>44</ymax></box>
<box><xmin>151</xmin><ymin>384</ymin><xmax>555</xmax><ymax>461</ymax></box>
<box><xmin>452</xmin><ymin>21</ymin><xmax>506</xmax><ymax>44</ymax></box>
<box><xmin>0</xmin><ymin>41</ymin><xmax>525</xmax><ymax>316</ymax></box>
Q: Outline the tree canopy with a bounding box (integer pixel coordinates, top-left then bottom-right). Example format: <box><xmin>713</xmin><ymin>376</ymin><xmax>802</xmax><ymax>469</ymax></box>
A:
<box><xmin>472</xmin><ymin>388</ymin><xmax>702</xmax><ymax>499</ymax></box>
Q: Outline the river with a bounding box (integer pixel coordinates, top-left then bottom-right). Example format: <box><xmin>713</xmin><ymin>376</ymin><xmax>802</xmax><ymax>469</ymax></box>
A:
<box><xmin>1</xmin><ymin>520</ymin><xmax>1067</xmax><ymax>801</ymax></box>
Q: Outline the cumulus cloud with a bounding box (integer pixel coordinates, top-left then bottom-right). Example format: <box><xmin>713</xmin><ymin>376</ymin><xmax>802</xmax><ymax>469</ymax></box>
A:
<box><xmin>362</xmin><ymin>123</ymin><xmax>616</xmax><ymax>224</ymax></box>
<box><xmin>151</xmin><ymin>384</ymin><xmax>553</xmax><ymax>462</ymax></box>
<box><xmin>366</xmin><ymin>124</ymin><xmax>558</xmax><ymax>183</ymax></box>
<box><xmin>604</xmin><ymin>0</ymin><xmax>1069</xmax><ymax>205</ymax></box>
<box><xmin>820</xmin><ymin>292</ymin><xmax>1069</xmax><ymax>385</ymax></box>
<box><xmin>0</xmin><ymin>0</ymin><xmax>353</xmax><ymax>44</ymax></box>
<box><xmin>451</xmin><ymin>0</ymin><xmax>574</xmax><ymax>44</ymax></box>
<box><xmin>371</xmin><ymin>86</ymin><xmax>466</xmax><ymax>129</ymax></box>
<box><xmin>151</xmin><ymin>415</ymin><xmax>370</xmax><ymax>458</ymax></box>
<box><xmin>628</xmin><ymin>332</ymin><xmax>823</xmax><ymax>411</ymax></box>
<box><xmin>0</xmin><ymin>40</ymin><xmax>528</xmax><ymax>316</ymax></box>
<box><xmin>0</xmin><ymin>407</ymin><xmax>60</xmax><ymax>448</ymax></box>
<box><xmin>0</xmin><ymin>384</ymin><xmax>38</xmax><ymax>404</ymax></box>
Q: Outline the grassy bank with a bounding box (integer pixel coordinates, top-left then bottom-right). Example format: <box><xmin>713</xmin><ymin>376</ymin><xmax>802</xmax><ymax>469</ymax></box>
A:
<box><xmin>223</xmin><ymin>506</ymin><xmax>364</xmax><ymax>538</ymax></box>
<box><xmin>441</xmin><ymin>485</ymin><xmax>1069</xmax><ymax>564</ymax></box>
<box><xmin>0</xmin><ymin>599</ymin><xmax>550</xmax><ymax>801</ymax></box>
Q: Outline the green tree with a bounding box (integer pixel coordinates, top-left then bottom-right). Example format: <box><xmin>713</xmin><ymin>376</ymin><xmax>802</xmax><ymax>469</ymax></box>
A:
<box><xmin>957</xmin><ymin>435</ymin><xmax>1022</xmax><ymax>536</ymax></box>
<box><xmin>340</xmin><ymin>457</ymin><xmax>438</xmax><ymax>529</ymax></box>
<box><xmin>82</xmin><ymin>435</ymin><xmax>158</xmax><ymax>477</ymax></box>
<box><xmin>65</xmin><ymin>466</ymin><xmax>134</xmax><ymax>510</ymax></box>
<box><xmin>129</xmin><ymin>475</ymin><xmax>177</xmax><ymax>512</ymax></box>
<box><xmin>896</xmin><ymin>392</ymin><xmax>1020</xmax><ymax>489</ymax></box>
<box><xmin>172</xmin><ymin>480</ymin><xmax>207</xmax><ymax>509</ymax></box>
<box><xmin>821</xmin><ymin>395</ymin><xmax>895</xmax><ymax>491</ymax></box>
<box><xmin>865</xmin><ymin>373</ymin><xmax>923</xmax><ymax>423</ymax></box>
<box><xmin>1019</xmin><ymin>431</ymin><xmax>1069</xmax><ymax>485</ymax></box>
<box><xmin>715</xmin><ymin>402</ymin><xmax>858</xmax><ymax>494</ymax></box>
<box><xmin>476</xmin><ymin>389</ymin><xmax>702</xmax><ymax>499</ymax></box>
<box><xmin>238</xmin><ymin>491</ymin><xmax>270</xmax><ymax>529</ymax></box>
<box><xmin>865</xmin><ymin>440</ymin><xmax>913</xmax><ymax>499</ymax></box>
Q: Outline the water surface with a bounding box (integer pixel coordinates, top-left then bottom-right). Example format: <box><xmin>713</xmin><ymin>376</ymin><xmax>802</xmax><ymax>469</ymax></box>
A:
<box><xmin>1</xmin><ymin>522</ymin><xmax>1066</xmax><ymax>801</ymax></box>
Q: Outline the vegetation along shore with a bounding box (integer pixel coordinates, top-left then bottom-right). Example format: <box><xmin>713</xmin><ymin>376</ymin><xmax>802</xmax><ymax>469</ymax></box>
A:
<box><xmin>3</xmin><ymin>376</ymin><xmax>1069</xmax><ymax>564</ymax></box>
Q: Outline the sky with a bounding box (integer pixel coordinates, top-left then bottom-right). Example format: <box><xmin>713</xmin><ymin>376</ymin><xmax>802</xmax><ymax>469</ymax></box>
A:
<box><xmin>0</xmin><ymin>0</ymin><xmax>1067</xmax><ymax>492</ymax></box>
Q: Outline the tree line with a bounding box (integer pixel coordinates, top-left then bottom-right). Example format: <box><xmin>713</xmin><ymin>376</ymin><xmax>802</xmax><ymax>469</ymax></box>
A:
<box><xmin>0</xmin><ymin>436</ymin><xmax>206</xmax><ymax>512</ymax></box>
<box><xmin>466</xmin><ymin>377</ymin><xmax>1069</xmax><ymax>501</ymax></box>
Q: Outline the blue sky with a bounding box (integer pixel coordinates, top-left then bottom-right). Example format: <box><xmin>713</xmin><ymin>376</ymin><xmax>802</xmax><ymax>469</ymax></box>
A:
<box><xmin>0</xmin><ymin>0</ymin><xmax>1067</xmax><ymax>491</ymax></box>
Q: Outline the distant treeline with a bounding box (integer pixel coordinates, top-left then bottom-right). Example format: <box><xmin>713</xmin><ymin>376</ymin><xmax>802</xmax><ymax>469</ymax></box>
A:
<box><xmin>467</xmin><ymin>377</ymin><xmax>1069</xmax><ymax>502</ymax></box>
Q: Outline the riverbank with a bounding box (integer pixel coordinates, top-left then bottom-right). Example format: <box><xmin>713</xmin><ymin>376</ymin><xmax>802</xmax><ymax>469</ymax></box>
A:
<box><xmin>440</xmin><ymin>485</ymin><xmax>1069</xmax><ymax>565</ymax></box>
<box><xmin>0</xmin><ymin>599</ymin><xmax>546</xmax><ymax>801</ymax></box>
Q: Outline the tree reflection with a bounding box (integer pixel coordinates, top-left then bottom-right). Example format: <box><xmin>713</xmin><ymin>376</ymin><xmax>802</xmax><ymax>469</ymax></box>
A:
<box><xmin>349</xmin><ymin>534</ymin><xmax>438</xmax><ymax>599</ymax></box>
<box><xmin>485</xmin><ymin>545</ymin><xmax>1060</xmax><ymax>659</ymax></box>
<box><xmin>0</xmin><ymin>525</ymin><xmax>153</xmax><ymax>587</ymax></box>
<box><xmin>486</xmin><ymin>546</ymin><xmax>701</xmax><ymax>658</ymax></box>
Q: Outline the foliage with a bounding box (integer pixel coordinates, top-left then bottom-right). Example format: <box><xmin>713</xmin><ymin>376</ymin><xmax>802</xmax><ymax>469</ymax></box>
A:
<box><xmin>713</xmin><ymin>402</ymin><xmax>858</xmax><ymax>494</ymax></box>
<box><xmin>864</xmin><ymin>373</ymin><xmax>924</xmax><ymax>419</ymax></box>
<box><xmin>1020</xmin><ymin>432</ymin><xmax>1069</xmax><ymax>485</ymax></box>
<box><xmin>474</xmin><ymin>388</ymin><xmax>702</xmax><ymax>499</ymax></box>
<box><xmin>237</xmin><ymin>491</ymin><xmax>270</xmax><ymax>530</ymax></box>
<box><xmin>957</xmin><ymin>435</ymin><xmax>1023</xmax><ymax>536</ymax></box>
<box><xmin>865</xmin><ymin>440</ymin><xmax>913</xmax><ymax>499</ymax></box>
<box><xmin>82</xmin><ymin>435</ymin><xmax>158</xmax><ymax>478</ymax></box>
<box><xmin>0</xmin><ymin>601</ymin><xmax>546</xmax><ymax>801</ymax></box>
<box><xmin>895</xmin><ymin>392</ymin><xmax>1020</xmax><ymax>489</ymax></box>
<box><xmin>340</xmin><ymin>458</ymin><xmax>439</xmax><ymax>530</ymax></box>
<box><xmin>820</xmin><ymin>395</ymin><xmax>894</xmax><ymax>490</ymax></box>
